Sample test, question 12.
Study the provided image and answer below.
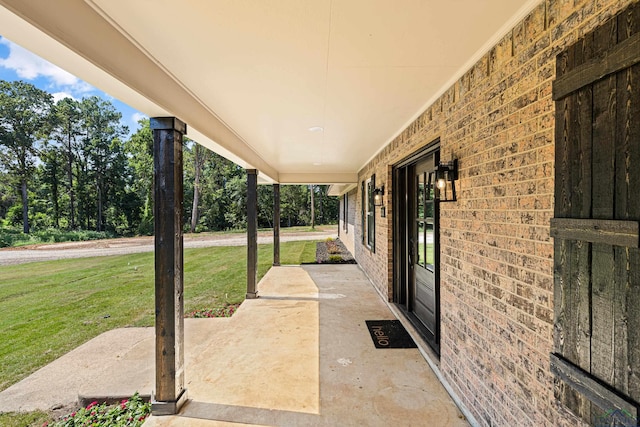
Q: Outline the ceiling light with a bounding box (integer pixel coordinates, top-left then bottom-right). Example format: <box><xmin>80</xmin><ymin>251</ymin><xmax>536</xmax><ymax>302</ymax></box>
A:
<box><xmin>308</xmin><ymin>126</ymin><xmax>323</xmax><ymax>132</ymax></box>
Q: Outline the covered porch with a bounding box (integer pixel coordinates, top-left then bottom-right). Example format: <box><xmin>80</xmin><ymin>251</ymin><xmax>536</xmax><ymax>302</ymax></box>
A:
<box><xmin>0</xmin><ymin>264</ymin><xmax>468</xmax><ymax>426</ymax></box>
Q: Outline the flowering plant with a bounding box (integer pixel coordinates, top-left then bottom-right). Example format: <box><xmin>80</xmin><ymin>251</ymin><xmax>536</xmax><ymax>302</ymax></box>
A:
<box><xmin>186</xmin><ymin>303</ymin><xmax>239</xmax><ymax>318</ymax></box>
<box><xmin>46</xmin><ymin>392</ymin><xmax>150</xmax><ymax>427</ymax></box>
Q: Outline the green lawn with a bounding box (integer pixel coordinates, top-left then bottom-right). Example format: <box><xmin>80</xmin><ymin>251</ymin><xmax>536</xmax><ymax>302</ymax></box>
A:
<box><xmin>0</xmin><ymin>410</ymin><xmax>50</xmax><ymax>427</ymax></box>
<box><xmin>0</xmin><ymin>240</ymin><xmax>317</xmax><ymax>393</ymax></box>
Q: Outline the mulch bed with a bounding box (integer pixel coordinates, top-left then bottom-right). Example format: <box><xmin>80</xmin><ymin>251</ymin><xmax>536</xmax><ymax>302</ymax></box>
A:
<box><xmin>315</xmin><ymin>238</ymin><xmax>356</xmax><ymax>264</ymax></box>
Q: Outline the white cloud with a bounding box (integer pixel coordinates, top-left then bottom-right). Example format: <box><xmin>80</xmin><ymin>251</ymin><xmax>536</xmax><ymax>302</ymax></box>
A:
<box><xmin>131</xmin><ymin>112</ymin><xmax>147</xmax><ymax>124</ymax></box>
<box><xmin>0</xmin><ymin>38</ymin><xmax>95</xmax><ymax>95</ymax></box>
<box><xmin>52</xmin><ymin>92</ymin><xmax>77</xmax><ymax>103</ymax></box>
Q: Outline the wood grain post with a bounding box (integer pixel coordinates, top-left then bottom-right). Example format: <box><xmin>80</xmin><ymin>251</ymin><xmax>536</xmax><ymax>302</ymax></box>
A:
<box><xmin>151</xmin><ymin>117</ymin><xmax>187</xmax><ymax>415</ymax></box>
<box><xmin>273</xmin><ymin>183</ymin><xmax>280</xmax><ymax>266</ymax></box>
<box><xmin>246</xmin><ymin>169</ymin><xmax>259</xmax><ymax>299</ymax></box>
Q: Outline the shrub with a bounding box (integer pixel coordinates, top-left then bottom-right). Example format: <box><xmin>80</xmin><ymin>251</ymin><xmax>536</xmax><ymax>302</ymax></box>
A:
<box><xmin>325</xmin><ymin>239</ymin><xmax>341</xmax><ymax>254</ymax></box>
<box><xmin>0</xmin><ymin>227</ymin><xmax>35</xmax><ymax>248</ymax></box>
<box><xmin>329</xmin><ymin>255</ymin><xmax>343</xmax><ymax>263</ymax></box>
<box><xmin>0</xmin><ymin>227</ymin><xmax>113</xmax><ymax>248</ymax></box>
<box><xmin>4</xmin><ymin>205</ymin><xmax>23</xmax><ymax>227</ymax></box>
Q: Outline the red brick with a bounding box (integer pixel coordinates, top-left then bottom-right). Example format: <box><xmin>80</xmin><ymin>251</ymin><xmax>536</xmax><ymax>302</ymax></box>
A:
<box><xmin>346</xmin><ymin>1</ymin><xmax>637</xmax><ymax>426</ymax></box>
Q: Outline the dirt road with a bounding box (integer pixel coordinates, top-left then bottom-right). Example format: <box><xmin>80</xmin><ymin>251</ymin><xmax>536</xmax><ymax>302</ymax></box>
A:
<box><xmin>0</xmin><ymin>227</ymin><xmax>337</xmax><ymax>266</ymax></box>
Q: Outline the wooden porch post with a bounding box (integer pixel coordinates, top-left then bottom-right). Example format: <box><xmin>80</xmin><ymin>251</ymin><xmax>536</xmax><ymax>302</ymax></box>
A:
<box><xmin>273</xmin><ymin>183</ymin><xmax>280</xmax><ymax>266</ymax></box>
<box><xmin>151</xmin><ymin>117</ymin><xmax>188</xmax><ymax>415</ymax></box>
<box><xmin>246</xmin><ymin>169</ymin><xmax>259</xmax><ymax>299</ymax></box>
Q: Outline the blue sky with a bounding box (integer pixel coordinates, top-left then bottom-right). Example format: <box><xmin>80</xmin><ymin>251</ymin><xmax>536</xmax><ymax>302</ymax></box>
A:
<box><xmin>0</xmin><ymin>36</ymin><xmax>146</xmax><ymax>135</ymax></box>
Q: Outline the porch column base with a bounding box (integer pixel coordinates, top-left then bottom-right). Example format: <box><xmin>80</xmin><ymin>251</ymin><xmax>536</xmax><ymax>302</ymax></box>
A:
<box><xmin>151</xmin><ymin>388</ymin><xmax>188</xmax><ymax>416</ymax></box>
<box><xmin>246</xmin><ymin>291</ymin><xmax>259</xmax><ymax>299</ymax></box>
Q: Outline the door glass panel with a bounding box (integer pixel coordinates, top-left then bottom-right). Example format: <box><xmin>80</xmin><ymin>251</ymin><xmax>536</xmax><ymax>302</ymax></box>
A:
<box><xmin>427</xmin><ymin>172</ymin><xmax>435</xmax><ymax>201</ymax></box>
<box><xmin>426</xmin><ymin>199</ymin><xmax>434</xmax><ymax>219</ymax></box>
<box><xmin>417</xmin><ymin>221</ymin><xmax>425</xmax><ymax>267</ymax></box>
<box><xmin>417</xmin><ymin>173</ymin><xmax>425</xmax><ymax>219</ymax></box>
<box><xmin>426</xmin><ymin>220</ymin><xmax>434</xmax><ymax>269</ymax></box>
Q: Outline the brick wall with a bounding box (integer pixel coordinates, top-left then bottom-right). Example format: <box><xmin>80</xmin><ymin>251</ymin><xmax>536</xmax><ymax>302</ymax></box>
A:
<box><xmin>354</xmin><ymin>0</ymin><xmax>637</xmax><ymax>425</ymax></box>
<box><xmin>338</xmin><ymin>189</ymin><xmax>357</xmax><ymax>257</ymax></box>
<box><xmin>355</xmin><ymin>165</ymin><xmax>392</xmax><ymax>297</ymax></box>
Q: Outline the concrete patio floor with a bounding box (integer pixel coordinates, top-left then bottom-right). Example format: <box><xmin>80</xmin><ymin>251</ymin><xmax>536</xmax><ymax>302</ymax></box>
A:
<box><xmin>0</xmin><ymin>264</ymin><xmax>470</xmax><ymax>426</ymax></box>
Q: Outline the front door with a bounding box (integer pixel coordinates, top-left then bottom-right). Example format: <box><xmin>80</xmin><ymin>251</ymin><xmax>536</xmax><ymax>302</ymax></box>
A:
<box><xmin>413</xmin><ymin>156</ymin><xmax>438</xmax><ymax>348</ymax></box>
<box><xmin>393</xmin><ymin>145</ymin><xmax>440</xmax><ymax>354</ymax></box>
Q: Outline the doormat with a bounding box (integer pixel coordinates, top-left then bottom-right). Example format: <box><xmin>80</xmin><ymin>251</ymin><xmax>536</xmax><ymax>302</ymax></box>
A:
<box><xmin>365</xmin><ymin>320</ymin><xmax>417</xmax><ymax>349</ymax></box>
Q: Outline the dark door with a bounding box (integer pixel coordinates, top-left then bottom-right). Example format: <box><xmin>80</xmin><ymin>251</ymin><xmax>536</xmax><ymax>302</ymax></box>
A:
<box><xmin>393</xmin><ymin>146</ymin><xmax>440</xmax><ymax>354</ymax></box>
<box><xmin>412</xmin><ymin>155</ymin><xmax>439</xmax><ymax>350</ymax></box>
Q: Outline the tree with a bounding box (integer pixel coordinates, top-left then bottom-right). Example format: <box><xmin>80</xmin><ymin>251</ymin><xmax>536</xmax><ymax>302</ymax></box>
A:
<box><xmin>49</xmin><ymin>97</ymin><xmax>83</xmax><ymax>229</ymax></box>
<box><xmin>309</xmin><ymin>184</ymin><xmax>315</xmax><ymax>229</ymax></box>
<box><xmin>198</xmin><ymin>152</ymin><xmax>245</xmax><ymax>231</ymax></box>
<box><xmin>281</xmin><ymin>185</ymin><xmax>308</xmax><ymax>227</ymax></box>
<box><xmin>79</xmin><ymin>96</ymin><xmax>127</xmax><ymax>231</ymax></box>
<box><xmin>0</xmin><ymin>169</ymin><xmax>16</xmax><ymax>221</ymax></box>
<box><xmin>257</xmin><ymin>185</ymin><xmax>273</xmax><ymax>228</ymax></box>
<box><xmin>189</xmin><ymin>142</ymin><xmax>210</xmax><ymax>232</ymax></box>
<box><xmin>0</xmin><ymin>80</ymin><xmax>53</xmax><ymax>233</ymax></box>
<box><xmin>39</xmin><ymin>145</ymin><xmax>63</xmax><ymax>227</ymax></box>
<box><xmin>313</xmin><ymin>185</ymin><xmax>338</xmax><ymax>224</ymax></box>
<box><xmin>124</xmin><ymin>118</ymin><xmax>154</xmax><ymax>234</ymax></box>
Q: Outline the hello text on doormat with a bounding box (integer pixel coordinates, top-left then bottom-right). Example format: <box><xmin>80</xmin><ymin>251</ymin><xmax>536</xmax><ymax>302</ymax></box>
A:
<box><xmin>365</xmin><ymin>320</ymin><xmax>417</xmax><ymax>349</ymax></box>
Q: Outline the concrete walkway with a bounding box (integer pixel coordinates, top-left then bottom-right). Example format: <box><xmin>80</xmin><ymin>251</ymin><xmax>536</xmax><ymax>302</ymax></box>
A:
<box><xmin>0</xmin><ymin>265</ymin><xmax>469</xmax><ymax>426</ymax></box>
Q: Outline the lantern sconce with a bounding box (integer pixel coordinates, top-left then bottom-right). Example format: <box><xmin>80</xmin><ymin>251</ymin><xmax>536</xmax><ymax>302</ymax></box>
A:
<box><xmin>373</xmin><ymin>185</ymin><xmax>386</xmax><ymax>217</ymax></box>
<box><xmin>435</xmin><ymin>159</ymin><xmax>458</xmax><ymax>202</ymax></box>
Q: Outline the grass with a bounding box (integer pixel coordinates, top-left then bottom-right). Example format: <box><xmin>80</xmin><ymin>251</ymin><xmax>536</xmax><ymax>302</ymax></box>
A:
<box><xmin>0</xmin><ymin>410</ymin><xmax>50</xmax><ymax>427</ymax></box>
<box><xmin>0</xmin><ymin>240</ymin><xmax>317</xmax><ymax>393</ymax></box>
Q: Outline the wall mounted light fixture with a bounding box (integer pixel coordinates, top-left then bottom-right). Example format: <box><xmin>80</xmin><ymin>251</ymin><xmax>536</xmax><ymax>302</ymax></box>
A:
<box><xmin>373</xmin><ymin>185</ymin><xmax>385</xmax><ymax>206</ymax></box>
<box><xmin>435</xmin><ymin>159</ymin><xmax>458</xmax><ymax>202</ymax></box>
<box><xmin>373</xmin><ymin>185</ymin><xmax>386</xmax><ymax>217</ymax></box>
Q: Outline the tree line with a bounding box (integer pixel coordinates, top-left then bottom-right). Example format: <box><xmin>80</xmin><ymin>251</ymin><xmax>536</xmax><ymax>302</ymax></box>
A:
<box><xmin>0</xmin><ymin>80</ymin><xmax>338</xmax><ymax>236</ymax></box>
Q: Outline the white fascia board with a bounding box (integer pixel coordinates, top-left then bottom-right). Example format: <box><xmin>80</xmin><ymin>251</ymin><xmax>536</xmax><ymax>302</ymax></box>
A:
<box><xmin>278</xmin><ymin>173</ymin><xmax>358</xmax><ymax>185</ymax></box>
<box><xmin>327</xmin><ymin>183</ymin><xmax>358</xmax><ymax>197</ymax></box>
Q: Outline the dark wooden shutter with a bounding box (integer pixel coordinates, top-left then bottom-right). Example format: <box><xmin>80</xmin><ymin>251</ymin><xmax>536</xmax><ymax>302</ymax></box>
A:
<box><xmin>552</xmin><ymin>3</ymin><xmax>640</xmax><ymax>425</ymax></box>
<box><xmin>361</xmin><ymin>181</ymin><xmax>365</xmax><ymax>244</ymax></box>
<box><xmin>368</xmin><ymin>174</ymin><xmax>376</xmax><ymax>252</ymax></box>
<box><xmin>343</xmin><ymin>194</ymin><xmax>348</xmax><ymax>232</ymax></box>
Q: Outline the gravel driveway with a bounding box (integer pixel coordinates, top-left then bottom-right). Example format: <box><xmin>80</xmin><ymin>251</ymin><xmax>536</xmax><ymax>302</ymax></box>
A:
<box><xmin>0</xmin><ymin>229</ymin><xmax>337</xmax><ymax>266</ymax></box>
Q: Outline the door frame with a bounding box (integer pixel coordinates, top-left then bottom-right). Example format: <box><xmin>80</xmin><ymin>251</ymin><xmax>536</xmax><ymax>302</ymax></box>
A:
<box><xmin>392</xmin><ymin>140</ymin><xmax>441</xmax><ymax>355</ymax></box>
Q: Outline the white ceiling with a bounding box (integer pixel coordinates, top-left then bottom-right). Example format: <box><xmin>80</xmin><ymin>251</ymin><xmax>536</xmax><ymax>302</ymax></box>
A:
<box><xmin>0</xmin><ymin>0</ymin><xmax>540</xmax><ymax>184</ymax></box>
